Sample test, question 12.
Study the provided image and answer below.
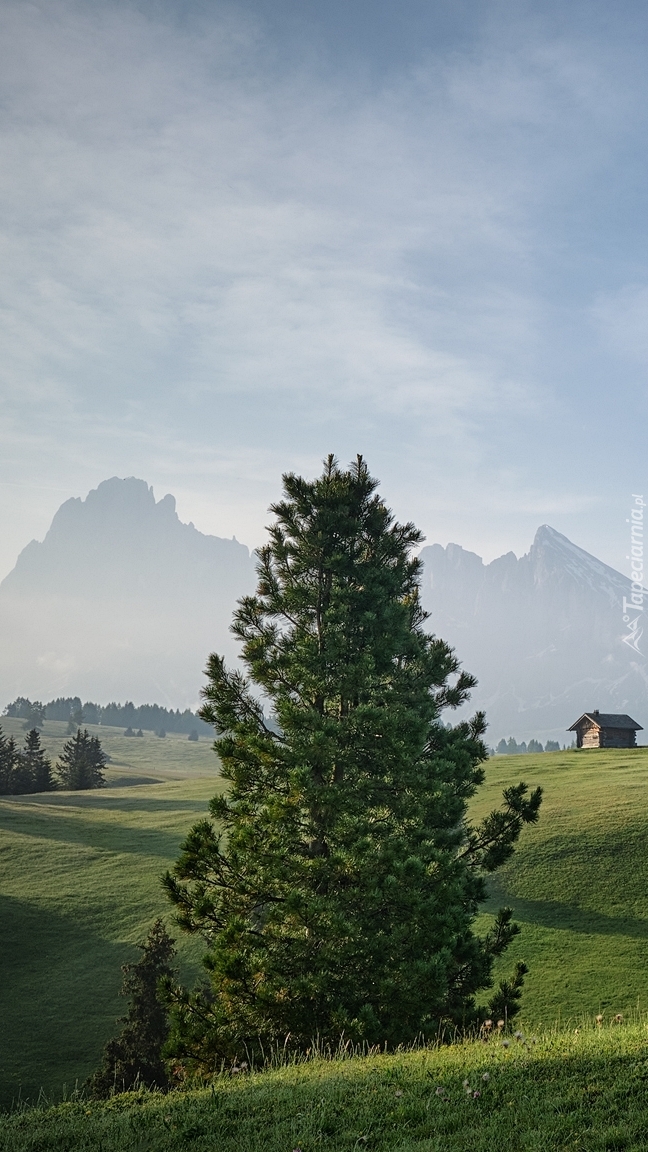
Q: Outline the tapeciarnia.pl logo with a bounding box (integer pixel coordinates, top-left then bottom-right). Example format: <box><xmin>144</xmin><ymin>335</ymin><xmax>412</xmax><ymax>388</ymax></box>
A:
<box><xmin>623</xmin><ymin>493</ymin><xmax>645</xmax><ymax>653</ymax></box>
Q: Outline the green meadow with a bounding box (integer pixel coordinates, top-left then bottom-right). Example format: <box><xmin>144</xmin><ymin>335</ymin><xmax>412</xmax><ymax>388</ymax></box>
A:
<box><xmin>3</xmin><ymin>1022</ymin><xmax>648</xmax><ymax>1151</ymax></box>
<box><xmin>0</xmin><ymin>717</ymin><xmax>217</xmax><ymax>782</ymax></box>
<box><xmin>3</xmin><ymin>736</ymin><xmax>648</xmax><ymax>1117</ymax></box>
<box><xmin>475</xmin><ymin>748</ymin><xmax>648</xmax><ymax>1028</ymax></box>
<box><xmin>0</xmin><ymin>719</ymin><xmax>221</xmax><ymax>1107</ymax></box>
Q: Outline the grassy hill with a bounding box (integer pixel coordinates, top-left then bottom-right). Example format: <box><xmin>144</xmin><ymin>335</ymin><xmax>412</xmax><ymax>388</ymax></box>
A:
<box><xmin>476</xmin><ymin>747</ymin><xmax>648</xmax><ymax>1027</ymax></box>
<box><xmin>2</xmin><ymin>1021</ymin><xmax>648</xmax><ymax>1151</ymax></box>
<box><xmin>0</xmin><ymin>720</ymin><xmax>222</xmax><ymax>1107</ymax></box>
<box><xmin>2</xmin><ymin>741</ymin><xmax>648</xmax><ymax>1110</ymax></box>
<box><xmin>0</xmin><ymin>717</ymin><xmax>217</xmax><ymax>782</ymax></box>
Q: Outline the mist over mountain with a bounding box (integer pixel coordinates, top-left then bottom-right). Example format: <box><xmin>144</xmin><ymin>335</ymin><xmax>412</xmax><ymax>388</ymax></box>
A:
<box><xmin>0</xmin><ymin>478</ymin><xmax>256</xmax><ymax>707</ymax></box>
<box><xmin>2</xmin><ymin>480</ymin><xmax>645</xmax><ymax>741</ymax></box>
<box><xmin>419</xmin><ymin>526</ymin><xmax>648</xmax><ymax>743</ymax></box>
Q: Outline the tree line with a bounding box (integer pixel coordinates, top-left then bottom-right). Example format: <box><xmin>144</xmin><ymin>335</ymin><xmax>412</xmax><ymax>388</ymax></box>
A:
<box><xmin>0</xmin><ymin>726</ymin><xmax>107</xmax><ymax>795</ymax></box>
<box><xmin>3</xmin><ymin>697</ymin><xmax>213</xmax><ymax>735</ymax></box>
<box><xmin>495</xmin><ymin>737</ymin><xmax>564</xmax><ymax>754</ymax></box>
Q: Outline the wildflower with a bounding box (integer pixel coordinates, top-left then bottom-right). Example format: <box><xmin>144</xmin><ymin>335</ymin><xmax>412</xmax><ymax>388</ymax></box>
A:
<box><xmin>614</xmin><ymin>1014</ymin><xmax>623</xmax><ymax>1023</ymax></box>
<box><xmin>595</xmin><ymin>1014</ymin><xmax>603</xmax><ymax>1026</ymax></box>
<box><xmin>497</xmin><ymin>1020</ymin><xmax>505</xmax><ymax>1030</ymax></box>
<box><xmin>482</xmin><ymin>1072</ymin><xmax>490</xmax><ymax>1082</ymax></box>
<box><xmin>395</xmin><ymin>1090</ymin><xmax>403</xmax><ymax>1098</ymax></box>
<box><xmin>240</xmin><ymin>1061</ymin><xmax>249</xmax><ymax>1069</ymax></box>
<box><xmin>574</xmin><ymin>1028</ymin><xmax>580</xmax><ymax>1035</ymax></box>
<box><xmin>513</xmin><ymin>1030</ymin><xmax>524</xmax><ymax>1041</ymax></box>
<box><xmin>484</xmin><ymin>1019</ymin><xmax>493</xmax><ymax>1030</ymax></box>
<box><xmin>463</xmin><ymin>1079</ymin><xmax>470</xmax><ymax>1088</ymax></box>
<box><xmin>473</xmin><ymin>1090</ymin><xmax>481</xmax><ymax>1099</ymax></box>
<box><xmin>231</xmin><ymin>1066</ymin><xmax>241</xmax><ymax>1075</ymax></box>
<box><xmin>435</xmin><ymin>1086</ymin><xmax>446</xmax><ymax>1097</ymax></box>
<box><xmin>501</xmin><ymin>1040</ymin><xmax>510</xmax><ymax>1048</ymax></box>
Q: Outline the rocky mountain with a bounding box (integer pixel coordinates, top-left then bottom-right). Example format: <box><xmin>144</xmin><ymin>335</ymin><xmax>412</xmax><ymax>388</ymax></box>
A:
<box><xmin>2</xmin><ymin>481</ymin><xmax>645</xmax><ymax>741</ymax></box>
<box><xmin>0</xmin><ymin>477</ymin><xmax>256</xmax><ymax>706</ymax></box>
<box><xmin>419</xmin><ymin>525</ymin><xmax>648</xmax><ymax>744</ymax></box>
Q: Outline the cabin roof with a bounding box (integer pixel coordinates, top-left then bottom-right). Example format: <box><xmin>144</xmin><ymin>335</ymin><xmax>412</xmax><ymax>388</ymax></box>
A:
<box><xmin>568</xmin><ymin>712</ymin><xmax>643</xmax><ymax>732</ymax></box>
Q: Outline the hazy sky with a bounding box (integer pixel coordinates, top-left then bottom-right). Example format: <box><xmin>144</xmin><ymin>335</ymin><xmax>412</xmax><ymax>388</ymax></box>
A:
<box><xmin>2</xmin><ymin>0</ymin><xmax>648</xmax><ymax>580</ymax></box>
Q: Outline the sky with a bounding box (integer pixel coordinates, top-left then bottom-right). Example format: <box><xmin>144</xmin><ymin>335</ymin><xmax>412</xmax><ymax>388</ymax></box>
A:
<box><xmin>2</xmin><ymin>0</ymin><xmax>648</xmax><ymax>581</ymax></box>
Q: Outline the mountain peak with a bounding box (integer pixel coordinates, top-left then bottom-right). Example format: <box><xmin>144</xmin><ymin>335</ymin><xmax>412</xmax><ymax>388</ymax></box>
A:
<box><xmin>50</xmin><ymin>477</ymin><xmax>173</xmax><ymax>534</ymax></box>
<box><xmin>532</xmin><ymin>524</ymin><xmax>567</xmax><ymax>546</ymax></box>
<box><xmin>1</xmin><ymin>476</ymin><xmax>252</xmax><ymax>599</ymax></box>
<box><xmin>0</xmin><ymin>478</ymin><xmax>257</xmax><ymax>704</ymax></box>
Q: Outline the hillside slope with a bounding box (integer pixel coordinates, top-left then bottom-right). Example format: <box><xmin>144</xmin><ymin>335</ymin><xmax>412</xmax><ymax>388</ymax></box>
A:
<box><xmin>2</xmin><ymin>1025</ymin><xmax>648</xmax><ymax>1151</ymax></box>
<box><xmin>0</xmin><ymin>755</ymin><xmax>223</xmax><ymax>1108</ymax></box>
<box><xmin>2</xmin><ymin>745</ymin><xmax>648</xmax><ymax>1107</ymax></box>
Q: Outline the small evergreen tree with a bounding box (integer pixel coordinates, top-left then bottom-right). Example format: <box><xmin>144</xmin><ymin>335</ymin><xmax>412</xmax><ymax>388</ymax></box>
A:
<box><xmin>488</xmin><ymin>960</ymin><xmax>528</xmax><ymax>1027</ymax></box>
<box><xmin>545</xmin><ymin>740</ymin><xmax>560</xmax><ymax>752</ymax></box>
<box><xmin>57</xmin><ymin>728</ymin><xmax>107</xmax><ymax>790</ymax></box>
<box><xmin>496</xmin><ymin>739</ymin><xmax>508</xmax><ymax>755</ymax></box>
<box><xmin>527</xmin><ymin>739</ymin><xmax>543</xmax><ymax>754</ymax></box>
<box><xmin>0</xmin><ymin>727</ymin><xmax>19</xmax><ymax>795</ymax></box>
<box><xmin>22</xmin><ymin>728</ymin><xmax>57</xmax><ymax>792</ymax></box>
<box><xmin>86</xmin><ymin>920</ymin><xmax>176</xmax><ymax>1097</ymax></box>
<box><xmin>163</xmin><ymin>457</ymin><xmax>541</xmax><ymax>1069</ymax></box>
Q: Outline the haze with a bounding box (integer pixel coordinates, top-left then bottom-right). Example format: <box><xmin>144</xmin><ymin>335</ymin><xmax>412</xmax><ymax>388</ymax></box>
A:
<box><xmin>2</xmin><ymin>1</ymin><xmax>648</xmax><ymax>580</ymax></box>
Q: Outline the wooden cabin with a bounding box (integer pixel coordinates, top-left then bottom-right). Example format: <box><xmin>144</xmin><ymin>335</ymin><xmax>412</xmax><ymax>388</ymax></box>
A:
<box><xmin>568</xmin><ymin>710</ymin><xmax>643</xmax><ymax>749</ymax></box>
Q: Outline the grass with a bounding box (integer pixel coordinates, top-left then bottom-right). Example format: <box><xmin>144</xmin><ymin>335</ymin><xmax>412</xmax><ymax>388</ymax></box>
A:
<box><xmin>3</xmin><ymin>1020</ymin><xmax>648</xmax><ymax>1150</ymax></box>
<box><xmin>0</xmin><ymin>720</ymin><xmax>222</xmax><ymax>1107</ymax></box>
<box><xmin>475</xmin><ymin>748</ymin><xmax>648</xmax><ymax>1026</ymax></box>
<box><xmin>3</xmin><ymin>740</ymin><xmax>648</xmax><ymax>1115</ymax></box>
<box><xmin>0</xmin><ymin>717</ymin><xmax>217</xmax><ymax>782</ymax></box>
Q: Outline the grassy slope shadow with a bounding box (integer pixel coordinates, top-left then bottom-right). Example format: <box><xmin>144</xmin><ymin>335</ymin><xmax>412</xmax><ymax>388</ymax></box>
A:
<box><xmin>0</xmin><ymin>894</ymin><xmax>128</xmax><ymax>1107</ymax></box>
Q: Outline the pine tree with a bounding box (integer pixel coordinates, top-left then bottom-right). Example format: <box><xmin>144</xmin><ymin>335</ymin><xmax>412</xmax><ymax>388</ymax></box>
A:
<box><xmin>21</xmin><ymin>728</ymin><xmax>57</xmax><ymax>792</ymax></box>
<box><xmin>57</xmin><ymin>728</ymin><xmax>107</xmax><ymax>790</ymax></box>
<box><xmin>163</xmin><ymin>457</ymin><xmax>541</xmax><ymax>1068</ymax></box>
<box><xmin>86</xmin><ymin>920</ymin><xmax>176</xmax><ymax>1097</ymax></box>
<box><xmin>67</xmin><ymin>704</ymin><xmax>84</xmax><ymax>734</ymax></box>
<box><xmin>488</xmin><ymin>960</ymin><xmax>528</xmax><ymax>1026</ymax></box>
<box><xmin>0</xmin><ymin>727</ymin><xmax>19</xmax><ymax>795</ymax></box>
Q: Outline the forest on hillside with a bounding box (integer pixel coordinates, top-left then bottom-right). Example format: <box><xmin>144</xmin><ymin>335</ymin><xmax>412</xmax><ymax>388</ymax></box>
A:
<box><xmin>3</xmin><ymin>696</ymin><xmax>213</xmax><ymax>735</ymax></box>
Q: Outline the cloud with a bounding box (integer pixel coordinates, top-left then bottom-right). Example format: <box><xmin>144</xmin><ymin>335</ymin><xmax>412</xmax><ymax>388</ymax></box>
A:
<box><xmin>593</xmin><ymin>285</ymin><xmax>648</xmax><ymax>366</ymax></box>
<box><xmin>0</xmin><ymin>0</ymin><xmax>646</xmax><ymax>579</ymax></box>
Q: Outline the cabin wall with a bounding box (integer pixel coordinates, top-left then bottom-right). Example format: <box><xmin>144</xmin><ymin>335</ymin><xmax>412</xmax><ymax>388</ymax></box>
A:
<box><xmin>576</xmin><ymin>723</ymin><xmax>636</xmax><ymax>749</ymax></box>
<box><xmin>580</xmin><ymin>722</ymin><xmax>600</xmax><ymax>748</ymax></box>
<box><xmin>599</xmin><ymin>728</ymin><xmax>636</xmax><ymax>748</ymax></box>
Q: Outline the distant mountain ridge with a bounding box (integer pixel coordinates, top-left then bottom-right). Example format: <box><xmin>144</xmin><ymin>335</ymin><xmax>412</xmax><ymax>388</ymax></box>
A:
<box><xmin>0</xmin><ymin>477</ymin><xmax>256</xmax><ymax>707</ymax></box>
<box><xmin>1</xmin><ymin>479</ymin><xmax>645</xmax><ymax>740</ymax></box>
<box><xmin>2</xmin><ymin>477</ymin><xmax>251</xmax><ymax>599</ymax></box>
<box><xmin>418</xmin><ymin>525</ymin><xmax>648</xmax><ymax>743</ymax></box>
